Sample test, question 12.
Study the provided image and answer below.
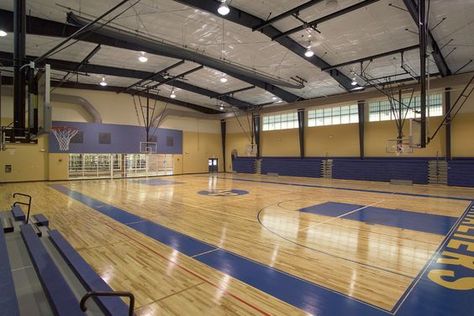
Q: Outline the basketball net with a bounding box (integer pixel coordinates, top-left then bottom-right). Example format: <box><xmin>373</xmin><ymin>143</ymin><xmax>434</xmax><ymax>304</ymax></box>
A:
<box><xmin>51</xmin><ymin>126</ymin><xmax>79</xmax><ymax>151</ymax></box>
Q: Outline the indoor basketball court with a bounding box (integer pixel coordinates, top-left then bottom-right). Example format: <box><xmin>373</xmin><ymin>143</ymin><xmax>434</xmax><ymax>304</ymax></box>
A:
<box><xmin>0</xmin><ymin>1</ymin><xmax>473</xmax><ymax>315</ymax></box>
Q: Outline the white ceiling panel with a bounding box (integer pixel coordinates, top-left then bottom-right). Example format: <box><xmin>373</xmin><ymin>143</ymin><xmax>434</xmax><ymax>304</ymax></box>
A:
<box><xmin>429</xmin><ymin>0</ymin><xmax>474</xmax><ymax>74</ymax></box>
<box><xmin>0</xmin><ymin>0</ymin><xmax>472</xmax><ymax>111</ymax></box>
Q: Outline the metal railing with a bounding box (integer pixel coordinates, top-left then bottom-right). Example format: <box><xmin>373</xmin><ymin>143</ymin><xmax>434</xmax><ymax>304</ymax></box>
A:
<box><xmin>12</xmin><ymin>193</ymin><xmax>32</xmax><ymax>224</ymax></box>
<box><xmin>80</xmin><ymin>291</ymin><xmax>135</xmax><ymax>316</ymax></box>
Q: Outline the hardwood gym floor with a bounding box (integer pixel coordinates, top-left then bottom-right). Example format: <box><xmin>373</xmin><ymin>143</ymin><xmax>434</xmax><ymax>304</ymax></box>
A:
<box><xmin>1</xmin><ymin>174</ymin><xmax>473</xmax><ymax>315</ymax></box>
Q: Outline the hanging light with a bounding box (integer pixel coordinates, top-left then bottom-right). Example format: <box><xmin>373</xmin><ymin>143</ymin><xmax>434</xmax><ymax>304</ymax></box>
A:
<box><xmin>220</xmin><ymin>76</ymin><xmax>228</xmax><ymax>83</ymax></box>
<box><xmin>138</xmin><ymin>51</ymin><xmax>148</xmax><ymax>63</ymax></box>
<box><xmin>99</xmin><ymin>77</ymin><xmax>107</xmax><ymax>87</ymax></box>
<box><xmin>304</xmin><ymin>44</ymin><xmax>314</xmax><ymax>58</ymax></box>
<box><xmin>170</xmin><ymin>89</ymin><xmax>177</xmax><ymax>99</ymax></box>
<box><xmin>351</xmin><ymin>77</ymin><xmax>358</xmax><ymax>86</ymax></box>
<box><xmin>219</xmin><ymin>104</ymin><xmax>225</xmax><ymax>111</ymax></box>
<box><xmin>272</xmin><ymin>96</ymin><xmax>278</xmax><ymax>101</ymax></box>
<box><xmin>217</xmin><ymin>0</ymin><xmax>230</xmax><ymax>16</ymax></box>
<box><xmin>0</xmin><ymin>30</ymin><xmax>7</xmax><ymax>37</ymax></box>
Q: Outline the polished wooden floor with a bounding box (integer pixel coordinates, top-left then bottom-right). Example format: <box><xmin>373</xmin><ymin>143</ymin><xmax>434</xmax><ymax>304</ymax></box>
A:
<box><xmin>1</xmin><ymin>174</ymin><xmax>473</xmax><ymax>315</ymax></box>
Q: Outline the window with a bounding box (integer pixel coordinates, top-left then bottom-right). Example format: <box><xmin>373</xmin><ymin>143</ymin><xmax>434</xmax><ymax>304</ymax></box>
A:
<box><xmin>308</xmin><ymin>104</ymin><xmax>359</xmax><ymax>127</ymax></box>
<box><xmin>368</xmin><ymin>94</ymin><xmax>443</xmax><ymax>122</ymax></box>
<box><xmin>262</xmin><ymin>112</ymin><xmax>298</xmax><ymax>131</ymax></box>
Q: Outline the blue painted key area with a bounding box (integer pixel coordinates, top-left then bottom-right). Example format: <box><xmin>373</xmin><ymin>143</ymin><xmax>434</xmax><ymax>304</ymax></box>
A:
<box><xmin>301</xmin><ymin>202</ymin><xmax>458</xmax><ymax>235</ymax></box>
<box><xmin>52</xmin><ymin>184</ymin><xmax>474</xmax><ymax>315</ymax></box>
<box><xmin>301</xmin><ymin>202</ymin><xmax>363</xmax><ymax>217</ymax></box>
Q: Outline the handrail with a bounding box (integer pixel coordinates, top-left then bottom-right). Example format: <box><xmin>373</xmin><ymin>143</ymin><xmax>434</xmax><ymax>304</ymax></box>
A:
<box><xmin>12</xmin><ymin>193</ymin><xmax>32</xmax><ymax>224</ymax></box>
<box><xmin>80</xmin><ymin>291</ymin><xmax>135</xmax><ymax>316</ymax></box>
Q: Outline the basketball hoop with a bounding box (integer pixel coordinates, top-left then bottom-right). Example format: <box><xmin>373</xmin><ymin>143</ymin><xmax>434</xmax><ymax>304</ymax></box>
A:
<box><xmin>51</xmin><ymin>126</ymin><xmax>79</xmax><ymax>151</ymax></box>
<box><xmin>386</xmin><ymin>139</ymin><xmax>414</xmax><ymax>155</ymax></box>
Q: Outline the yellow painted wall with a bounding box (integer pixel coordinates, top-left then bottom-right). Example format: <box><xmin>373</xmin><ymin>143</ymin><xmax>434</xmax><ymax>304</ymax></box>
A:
<box><xmin>365</xmin><ymin>118</ymin><xmax>446</xmax><ymax>157</ymax></box>
<box><xmin>226</xmin><ymin>132</ymin><xmax>254</xmax><ymax>172</ymax></box>
<box><xmin>261</xmin><ymin>129</ymin><xmax>299</xmax><ymax>157</ymax></box>
<box><xmin>48</xmin><ymin>154</ymin><xmax>69</xmax><ymax>181</ymax></box>
<box><xmin>452</xmin><ymin>112</ymin><xmax>474</xmax><ymax>157</ymax></box>
<box><xmin>0</xmin><ymin>136</ymin><xmax>48</xmax><ymax>182</ymax></box>
<box><xmin>306</xmin><ymin>124</ymin><xmax>359</xmax><ymax>157</ymax></box>
<box><xmin>182</xmin><ymin>131</ymin><xmax>223</xmax><ymax>174</ymax></box>
<box><xmin>173</xmin><ymin>155</ymin><xmax>184</xmax><ymax>174</ymax></box>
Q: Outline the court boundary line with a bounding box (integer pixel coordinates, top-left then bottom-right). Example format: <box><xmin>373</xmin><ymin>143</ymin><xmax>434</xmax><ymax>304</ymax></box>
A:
<box><xmin>216</xmin><ymin>176</ymin><xmax>473</xmax><ymax>201</ymax></box>
<box><xmin>390</xmin><ymin>201</ymin><xmax>474</xmax><ymax>314</ymax></box>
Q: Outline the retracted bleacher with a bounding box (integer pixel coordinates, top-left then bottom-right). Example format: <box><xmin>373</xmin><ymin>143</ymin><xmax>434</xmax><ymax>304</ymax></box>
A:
<box><xmin>448</xmin><ymin>159</ymin><xmax>474</xmax><ymax>187</ymax></box>
<box><xmin>1</xmin><ymin>199</ymin><xmax>134</xmax><ymax>316</ymax></box>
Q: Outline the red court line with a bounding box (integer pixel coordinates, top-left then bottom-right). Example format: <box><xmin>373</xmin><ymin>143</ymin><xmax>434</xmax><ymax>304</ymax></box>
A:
<box><xmin>100</xmin><ymin>221</ymin><xmax>272</xmax><ymax>316</ymax></box>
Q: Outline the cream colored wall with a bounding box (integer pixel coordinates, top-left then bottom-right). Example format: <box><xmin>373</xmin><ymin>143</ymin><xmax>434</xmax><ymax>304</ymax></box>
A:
<box><xmin>365</xmin><ymin>118</ymin><xmax>445</xmax><ymax>157</ymax></box>
<box><xmin>182</xmin><ymin>131</ymin><xmax>222</xmax><ymax>174</ymax></box>
<box><xmin>306</xmin><ymin>124</ymin><xmax>359</xmax><ymax>157</ymax></box>
<box><xmin>48</xmin><ymin>154</ymin><xmax>69</xmax><ymax>181</ymax></box>
<box><xmin>261</xmin><ymin>129</ymin><xmax>299</xmax><ymax>157</ymax></box>
<box><xmin>226</xmin><ymin>132</ymin><xmax>252</xmax><ymax>172</ymax></box>
<box><xmin>450</xmin><ymin>86</ymin><xmax>474</xmax><ymax>157</ymax></box>
<box><xmin>0</xmin><ymin>135</ymin><xmax>48</xmax><ymax>182</ymax></box>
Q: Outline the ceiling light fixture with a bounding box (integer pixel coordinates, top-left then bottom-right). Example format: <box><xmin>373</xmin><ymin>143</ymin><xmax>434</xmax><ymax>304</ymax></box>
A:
<box><xmin>220</xmin><ymin>76</ymin><xmax>228</xmax><ymax>83</ymax></box>
<box><xmin>170</xmin><ymin>89</ymin><xmax>177</xmax><ymax>99</ymax></box>
<box><xmin>0</xmin><ymin>30</ymin><xmax>7</xmax><ymax>37</ymax></box>
<box><xmin>138</xmin><ymin>51</ymin><xmax>148</xmax><ymax>63</ymax></box>
<box><xmin>272</xmin><ymin>96</ymin><xmax>278</xmax><ymax>101</ymax></box>
<box><xmin>99</xmin><ymin>77</ymin><xmax>107</xmax><ymax>87</ymax></box>
<box><xmin>304</xmin><ymin>45</ymin><xmax>314</xmax><ymax>58</ymax></box>
<box><xmin>217</xmin><ymin>0</ymin><xmax>230</xmax><ymax>16</ymax></box>
<box><xmin>351</xmin><ymin>77</ymin><xmax>358</xmax><ymax>86</ymax></box>
<box><xmin>219</xmin><ymin>104</ymin><xmax>225</xmax><ymax>111</ymax></box>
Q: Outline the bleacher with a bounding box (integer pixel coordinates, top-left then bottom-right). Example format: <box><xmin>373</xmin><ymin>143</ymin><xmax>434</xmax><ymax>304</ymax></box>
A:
<box><xmin>448</xmin><ymin>159</ymin><xmax>474</xmax><ymax>187</ymax></box>
<box><xmin>232</xmin><ymin>156</ymin><xmax>474</xmax><ymax>187</ymax></box>
<box><xmin>261</xmin><ymin>157</ymin><xmax>322</xmax><ymax>178</ymax></box>
<box><xmin>232</xmin><ymin>157</ymin><xmax>256</xmax><ymax>173</ymax></box>
<box><xmin>332</xmin><ymin>158</ymin><xmax>429</xmax><ymax>184</ymax></box>
<box><xmin>0</xmin><ymin>194</ymin><xmax>134</xmax><ymax>316</ymax></box>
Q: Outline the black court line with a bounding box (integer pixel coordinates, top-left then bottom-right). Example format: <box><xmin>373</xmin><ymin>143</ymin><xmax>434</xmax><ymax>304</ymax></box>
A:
<box><xmin>214</xmin><ymin>175</ymin><xmax>473</xmax><ymax>201</ymax></box>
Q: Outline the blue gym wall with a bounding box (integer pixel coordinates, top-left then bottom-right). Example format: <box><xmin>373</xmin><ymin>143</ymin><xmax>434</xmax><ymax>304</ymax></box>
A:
<box><xmin>49</xmin><ymin>121</ymin><xmax>183</xmax><ymax>154</ymax></box>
